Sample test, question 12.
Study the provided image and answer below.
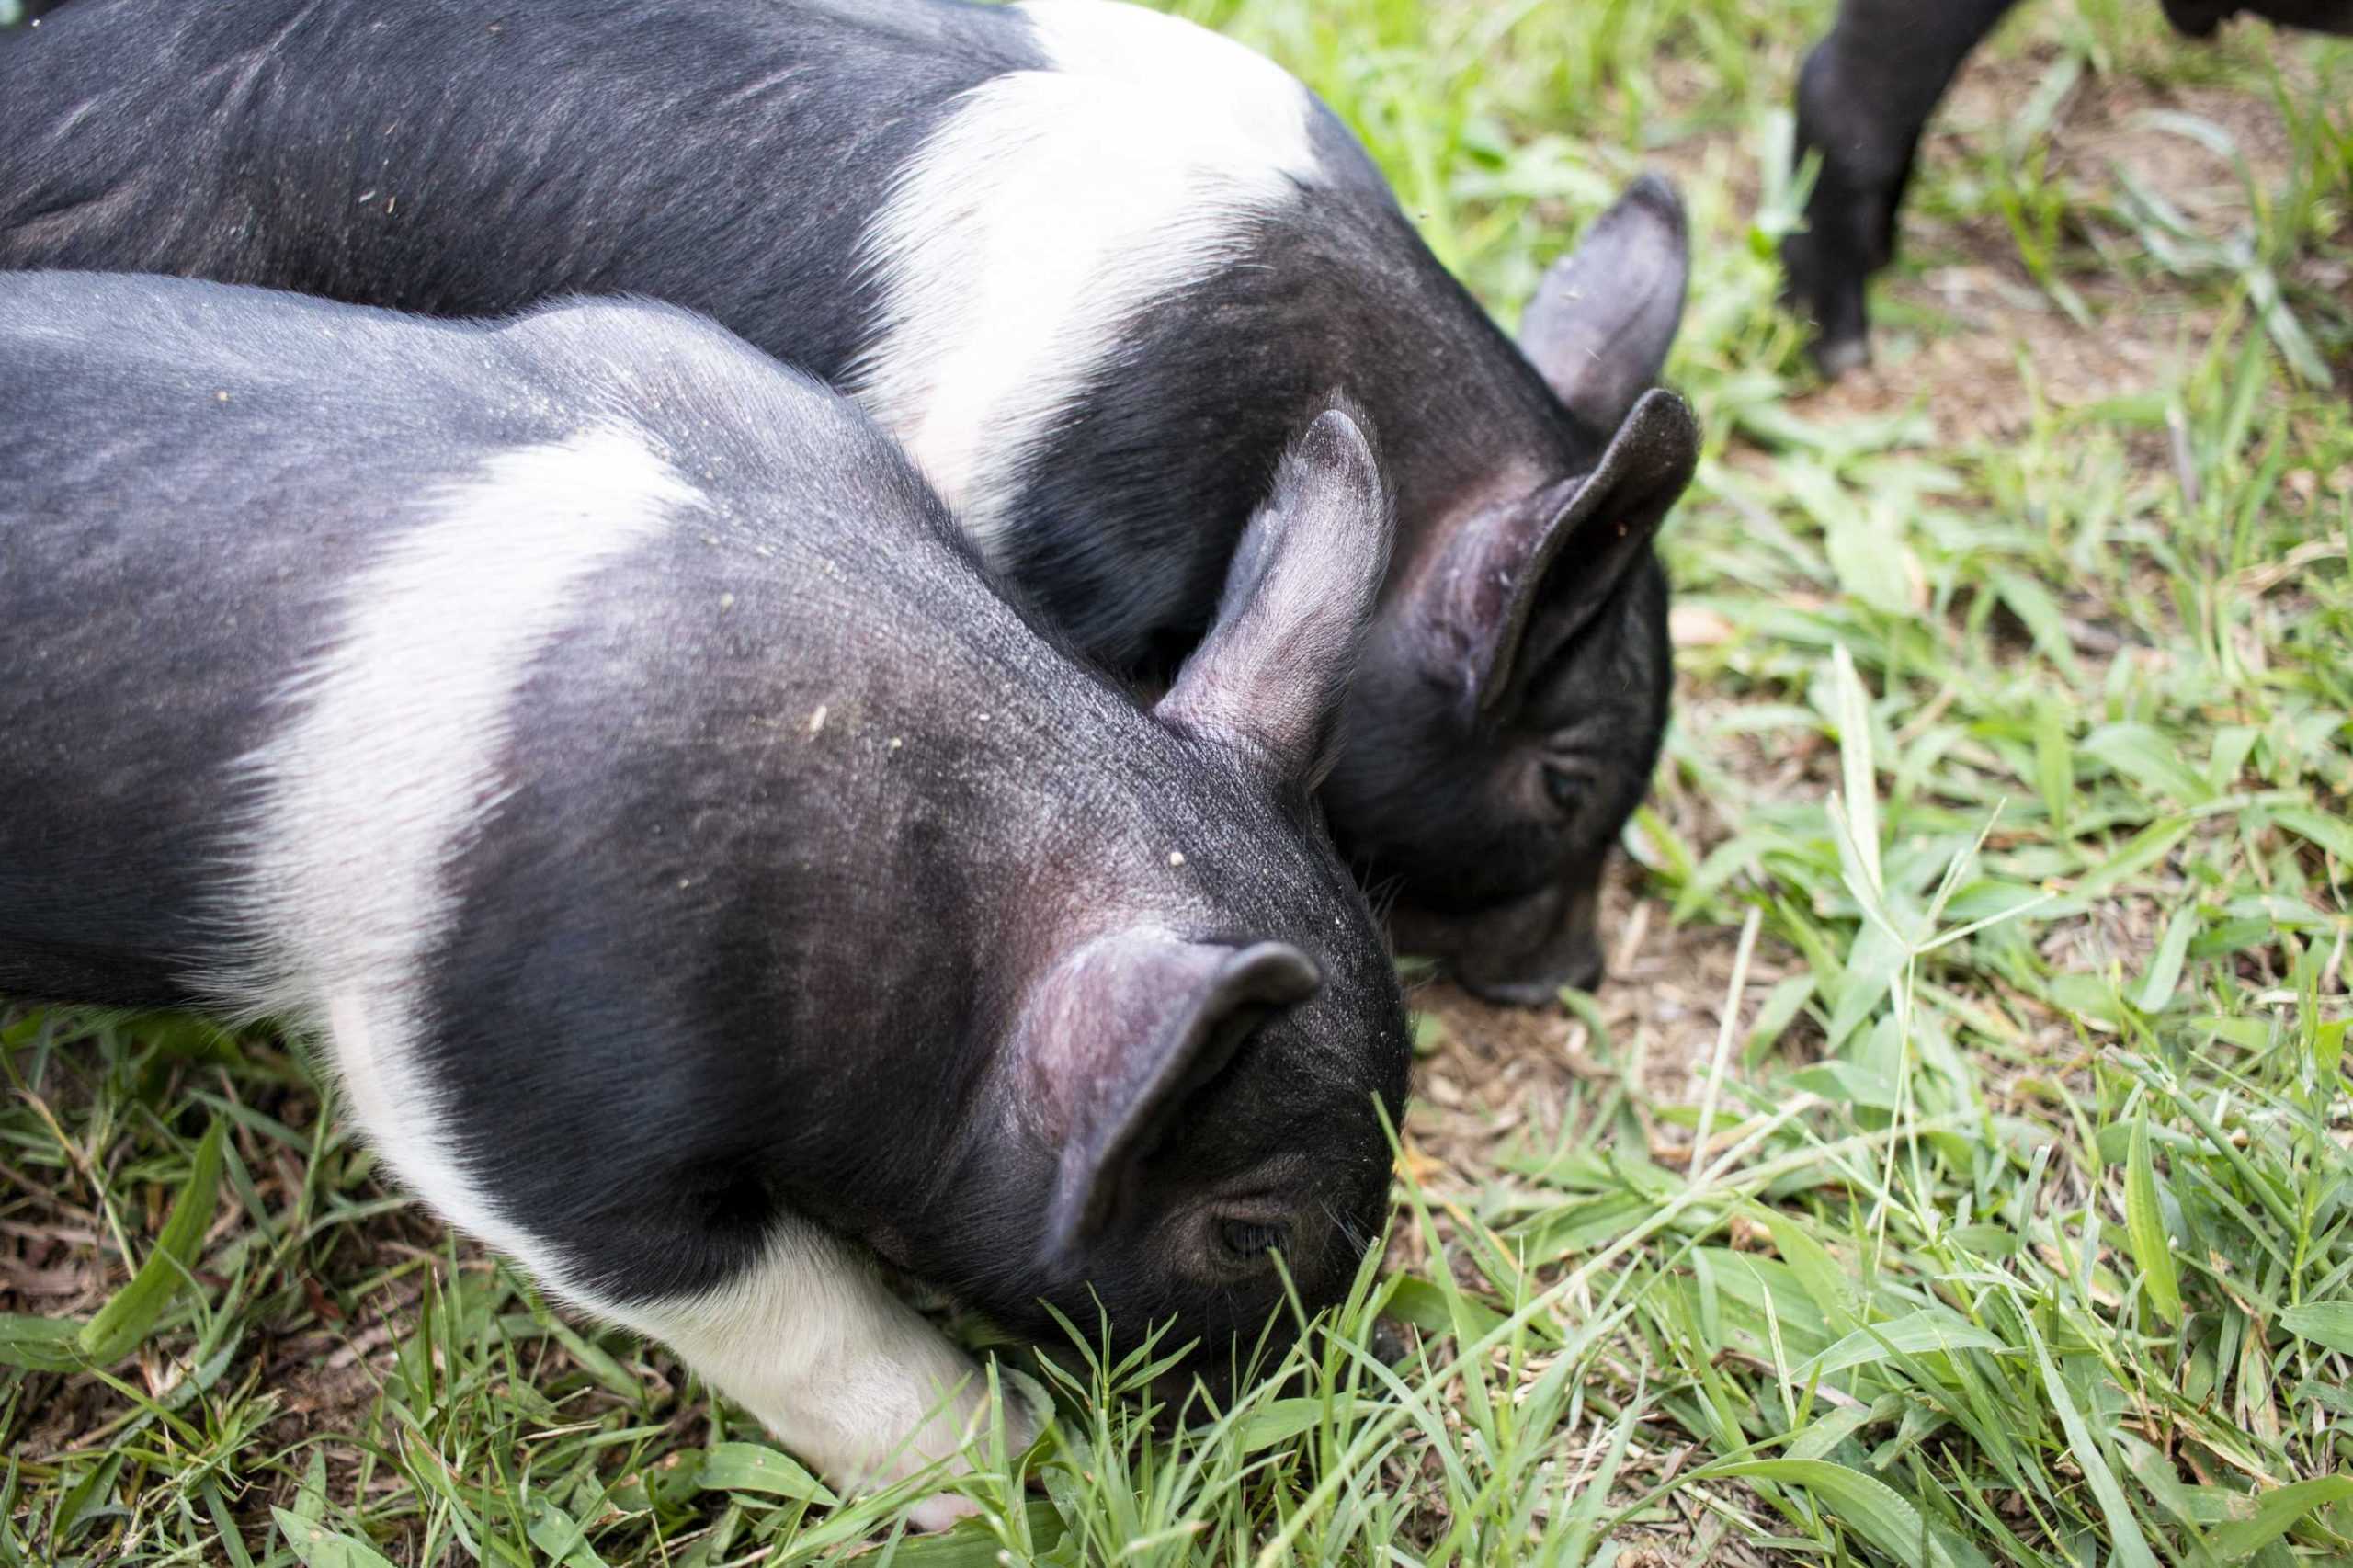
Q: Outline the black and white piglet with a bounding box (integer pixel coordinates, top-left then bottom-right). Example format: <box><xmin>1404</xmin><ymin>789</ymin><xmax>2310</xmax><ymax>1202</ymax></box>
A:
<box><xmin>1785</xmin><ymin>0</ymin><xmax>2352</xmax><ymax>375</ymax></box>
<box><xmin>0</xmin><ymin>272</ymin><xmax>1410</xmax><ymax>1523</ymax></box>
<box><xmin>0</xmin><ymin>0</ymin><xmax>1700</xmax><ymax>1004</ymax></box>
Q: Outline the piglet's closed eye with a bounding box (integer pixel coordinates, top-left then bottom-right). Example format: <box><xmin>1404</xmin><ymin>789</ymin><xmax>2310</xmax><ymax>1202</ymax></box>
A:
<box><xmin>1024</xmin><ymin>935</ymin><xmax>1321</xmax><ymax>1267</ymax></box>
<box><xmin>1155</xmin><ymin>406</ymin><xmax>1392</xmax><ymax>790</ymax></box>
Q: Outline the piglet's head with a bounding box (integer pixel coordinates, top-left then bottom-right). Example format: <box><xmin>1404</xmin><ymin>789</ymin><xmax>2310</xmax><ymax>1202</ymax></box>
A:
<box><xmin>938</xmin><ymin>411</ymin><xmax>1410</xmax><ymax>1367</ymax></box>
<box><xmin>1013</xmin><ymin>929</ymin><xmax>1395</xmax><ymax>1359</ymax></box>
<box><xmin>1328</xmin><ymin>175</ymin><xmax>1701</xmax><ymax>1006</ymax></box>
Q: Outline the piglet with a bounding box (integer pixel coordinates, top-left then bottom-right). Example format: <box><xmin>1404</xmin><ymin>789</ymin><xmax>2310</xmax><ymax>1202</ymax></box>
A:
<box><xmin>0</xmin><ymin>271</ymin><xmax>1410</xmax><ymax>1526</ymax></box>
<box><xmin>0</xmin><ymin>0</ymin><xmax>1700</xmax><ymax>1004</ymax></box>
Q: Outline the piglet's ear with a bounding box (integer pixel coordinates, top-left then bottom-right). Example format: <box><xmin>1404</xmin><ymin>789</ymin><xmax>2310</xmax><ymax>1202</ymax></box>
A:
<box><xmin>1156</xmin><ymin>407</ymin><xmax>1392</xmax><ymax>790</ymax></box>
<box><xmin>1431</xmin><ymin>389</ymin><xmax>1699</xmax><ymax>710</ymax></box>
<box><xmin>1030</xmin><ymin>935</ymin><xmax>1320</xmax><ymax>1268</ymax></box>
<box><xmin>1518</xmin><ymin>173</ymin><xmax>1689</xmax><ymax>437</ymax></box>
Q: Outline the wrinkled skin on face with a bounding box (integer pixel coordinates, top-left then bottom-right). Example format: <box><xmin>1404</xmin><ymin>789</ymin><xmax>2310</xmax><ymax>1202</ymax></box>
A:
<box><xmin>897</xmin><ymin>819</ymin><xmax>1410</xmax><ymax>1388</ymax></box>
<box><xmin>995</xmin><ymin>1021</ymin><xmax>1401</xmax><ymax>1380</ymax></box>
<box><xmin>896</xmin><ymin>923</ymin><xmax>1407</xmax><ymax>1385</ymax></box>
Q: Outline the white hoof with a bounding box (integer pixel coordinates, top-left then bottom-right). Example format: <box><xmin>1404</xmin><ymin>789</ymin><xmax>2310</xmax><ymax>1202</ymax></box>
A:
<box><xmin>906</xmin><ymin>1491</ymin><xmax>984</xmax><ymax>1533</ymax></box>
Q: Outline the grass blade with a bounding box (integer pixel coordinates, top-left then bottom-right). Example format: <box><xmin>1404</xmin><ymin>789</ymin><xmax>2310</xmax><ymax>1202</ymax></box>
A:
<box><xmin>2277</xmin><ymin>1302</ymin><xmax>2353</xmax><ymax>1355</ymax></box>
<box><xmin>698</xmin><ymin>1442</ymin><xmax>836</xmax><ymax>1503</ymax></box>
<box><xmin>2134</xmin><ymin>907</ymin><xmax>2199</xmax><ymax>1015</ymax></box>
<box><xmin>1717</xmin><ymin>1459</ymin><xmax>1973</xmax><ymax>1568</ymax></box>
<box><xmin>2123</xmin><ymin>1114</ymin><xmax>2182</xmax><ymax>1325</ymax></box>
<box><xmin>77</xmin><ymin>1117</ymin><xmax>224</xmax><ymax>1364</ymax></box>
<box><xmin>2274</xmin><ymin>804</ymin><xmax>2353</xmax><ymax>866</ymax></box>
<box><xmin>1829</xmin><ymin>644</ymin><xmax>1882</xmax><ymax>903</ymax></box>
<box><xmin>2209</xmin><ymin>1476</ymin><xmax>2353</xmax><ymax>1561</ymax></box>
<box><xmin>1792</xmin><ymin>1310</ymin><xmax>2011</xmax><ymax>1382</ymax></box>
<box><xmin>2026</xmin><ymin>1323</ymin><xmax>2160</xmax><ymax>1568</ymax></box>
<box><xmin>0</xmin><ymin>1314</ymin><xmax>87</xmax><ymax>1372</ymax></box>
<box><xmin>271</xmin><ymin>1509</ymin><xmax>401</xmax><ymax>1568</ymax></box>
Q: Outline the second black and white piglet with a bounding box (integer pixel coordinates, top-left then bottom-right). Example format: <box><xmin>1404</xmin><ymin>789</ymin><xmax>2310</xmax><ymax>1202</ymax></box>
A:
<box><xmin>0</xmin><ymin>0</ymin><xmax>1700</xmax><ymax>1004</ymax></box>
<box><xmin>0</xmin><ymin>272</ymin><xmax>1410</xmax><ymax>1525</ymax></box>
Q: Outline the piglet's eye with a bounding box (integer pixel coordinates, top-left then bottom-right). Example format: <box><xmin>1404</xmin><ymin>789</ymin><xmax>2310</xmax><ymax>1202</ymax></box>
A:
<box><xmin>1542</xmin><ymin>765</ymin><xmax>1583</xmax><ymax>813</ymax></box>
<box><xmin>1218</xmin><ymin>1219</ymin><xmax>1287</xmax><ymax>1259</ymax></box>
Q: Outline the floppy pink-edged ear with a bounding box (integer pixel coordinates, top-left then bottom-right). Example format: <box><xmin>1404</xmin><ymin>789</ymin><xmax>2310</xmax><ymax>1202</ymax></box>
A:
<box><xmin>1022</xmin><ymin>933</ymin><xmax>1321</xmax><ymax>1267</ymax></box>
<box><xmin>1423</xmin><ymin>389</ymin><xmax>1699</xmax><ymax>710</ymax></box>
<box><xmin>1156</xmin><ymin>406</ymin><xmax>1392</xmax><ymax>789</ymax></box>
<box><xmin>1518</xmin><ymin>173</ymin><xmax>1690</xmax><ymax>437</ymax></box>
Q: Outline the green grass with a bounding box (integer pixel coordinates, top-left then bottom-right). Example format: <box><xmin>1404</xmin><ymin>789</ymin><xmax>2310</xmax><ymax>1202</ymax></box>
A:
<box><xmin>6</xmin><ymin>0</ymin><xmax>2352</xmax><ymax>1562</ymax></box>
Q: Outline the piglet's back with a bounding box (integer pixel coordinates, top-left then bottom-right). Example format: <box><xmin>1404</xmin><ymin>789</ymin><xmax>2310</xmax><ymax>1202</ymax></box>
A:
<box><xmin>0</xmin><ymin>274</ymin><xmax>1027</xmax><ymax>1012</ymax></box>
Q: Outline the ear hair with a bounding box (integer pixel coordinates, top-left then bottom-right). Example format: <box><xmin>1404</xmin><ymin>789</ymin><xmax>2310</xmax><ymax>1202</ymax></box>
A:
<box><xmin>1155</xmin><ymin>404</ymin><xmax>1393</xmax><ymax>788</ymax></box>
<box><xmin>1427</xmin><ymin>389</ymin><xmax>1700</xmax><ymax>710</ymax></box>
<box><xmin>1029</xmin><ymin>937</ymin><xmax>1321</xmax><ymax>1268</ymax></box>
<box><xmin>1518</xmin><ymin>173</ymin><xmax>1690</xmax><ymax>438</ymax></box>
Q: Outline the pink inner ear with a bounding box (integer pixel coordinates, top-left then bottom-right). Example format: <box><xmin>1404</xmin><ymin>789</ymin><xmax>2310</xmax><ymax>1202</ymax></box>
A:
<box><xmin>1153</xmin><ymin>406</ymin><xmax>1392</xmax><ymax>789</ymax></box>
<box><xmin>1419</xmin><ymin>476</ymin><xmax>1584</xmax><ymax>703</ymax></box>
<box><xmin>1029</xmin><ymin>936</ymin><xmax>1319</xmax><ymax>1265</ymax></box>
<box><xmin>1427</xmin><ymin>388</ymin><xmax>1700</xmax><ymax>712</ymax></box>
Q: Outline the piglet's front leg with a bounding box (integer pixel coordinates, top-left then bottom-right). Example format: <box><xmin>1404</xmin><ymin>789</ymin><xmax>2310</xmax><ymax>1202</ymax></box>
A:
<box><xmin>1785</xmin><ymin>0</ymin><xmax>2019</xmax><ymax>375</ymax></box>
<box><xmin>620</xmin><ymin>1225</ymin><xmax>1042</xmax><ymax>1530</ymax></box>
<box><xmin>324</xmin><ymin>1002</ymin><xmax>1032</xmax><ymax>1528</ymax></box>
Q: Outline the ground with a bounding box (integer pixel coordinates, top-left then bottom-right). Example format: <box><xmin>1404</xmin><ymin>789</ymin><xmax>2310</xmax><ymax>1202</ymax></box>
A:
<box><xmin>4</xmin><ymin>1</ymin><xmax>2350</xmax><ymax>1564</ymax></box>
